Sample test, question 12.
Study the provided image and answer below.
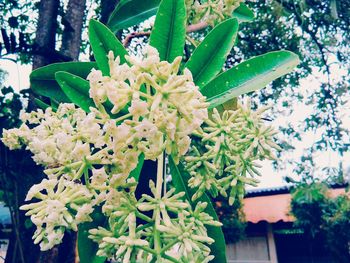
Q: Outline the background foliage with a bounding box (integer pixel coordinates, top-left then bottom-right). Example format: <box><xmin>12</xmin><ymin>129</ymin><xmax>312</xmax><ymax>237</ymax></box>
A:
<box><xmin>291</xmin><ymin>182</ymin><xmax>350</xmax><ymax>263</ymax></box>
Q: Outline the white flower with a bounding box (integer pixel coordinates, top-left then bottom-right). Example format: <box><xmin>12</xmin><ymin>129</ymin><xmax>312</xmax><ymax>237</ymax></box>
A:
<box><xmin>20</xmin><ymin>178</ymin><xmax>93</xmax><ymax>250</ymax></box>
<box><xmin>134</xmin><ymin>119</ymin><xmax>158</xmax><ymax>138</ymax></box>
<box><xmin>1</xmin><ymin>129</ymin><xmax>22</xmax><ymax>150</ymax></box>
<box><xmin>128</xmin><ymin>98</ymin><xmax>149</xmax><ymax>119</ymax></box>
<box><xmin>75</xmin><ymin>203</ymin><xmax>94</xmax><ymax>224</ymax></box>
<box><xmin>72</xmin><ymin>141</ymin><xmax>90</xmax><ymax>161</ymax></box>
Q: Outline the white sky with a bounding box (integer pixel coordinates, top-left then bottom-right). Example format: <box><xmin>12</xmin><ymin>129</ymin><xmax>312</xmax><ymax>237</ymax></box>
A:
<box><xmin>1</xmin><ymin>55</ymin><xmax>349</xmax><ymax>189</ymax></box>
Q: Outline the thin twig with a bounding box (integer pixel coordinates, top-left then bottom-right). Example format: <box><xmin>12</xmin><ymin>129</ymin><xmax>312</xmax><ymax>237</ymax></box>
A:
<box><xmin>122</xmin><ymin>21</ymin><xmax>209</xmax><ymax>47</ymax></box>
<box><xmin>186</xmin><ymin>21</ymin><xmax>208</xmax><ymax>33</ymax></box>
<box><xmin>123</xmin><ymin>31</ymin><xmax>151</xmax><ymax>47</ymax></box>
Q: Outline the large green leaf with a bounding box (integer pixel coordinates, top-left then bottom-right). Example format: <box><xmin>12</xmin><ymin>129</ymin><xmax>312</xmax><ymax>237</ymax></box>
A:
<box><xmin>107</xmin><ymin>0</ymin><xmax>160</xmax><ymax>32</ymax></box>
<box><xmin>89</xmin><ymin>19</ymin><xmax>128</xmax><ymax>76</ymax></box>
<box><xmin>55</xmin><ymin>71</ymin><xmax>95</xmax><ymax>112</ymax></box>
<box><xmin>78</xmin><ymin>209</ymin><xmax>106</xmax><ymax>263</ymax></box>
<box><xmin>149</xmin><ymin>0</ymin><xmax>186</xmax><ymax>62</ymax></box>
<box><xmin>30</xmin><ymin>62</ymin><xmax>97</xmax><ymax>103</ymax></box>
<box><xmin>232</xmin><ymin>3</ymin><xmax>255</xmax><ymax>22</ymax></box>
<box><xmin>185</xmin><ymin>18</ymin><xmax>239</xmax><ymax>88</ymax></box>
<box><xmin>201</xmin><ymin>50</ymin><xmax>300</xmax><ymax>108</ymax></box>
<box><xmin>168</xmin><ymin>157</ymin><xmax>227</xmax><ymax>263</ymax></box>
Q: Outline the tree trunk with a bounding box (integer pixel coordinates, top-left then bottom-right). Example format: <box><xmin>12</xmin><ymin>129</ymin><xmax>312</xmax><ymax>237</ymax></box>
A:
<box><xmin>61</xmin><ymin>0</ymin><xmax>87</xmax><ymax>60</ymax></box>
<box><xmin>32</xmin><ymin>0</ymin><xmax>60</xmax><ymax>69</ymax></box>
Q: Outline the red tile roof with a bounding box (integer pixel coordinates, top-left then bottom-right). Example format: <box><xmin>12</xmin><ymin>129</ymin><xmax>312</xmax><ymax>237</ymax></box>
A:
<box><xmin>243</xmin><ymin>188</ymin><xmax>347</xmax><ymax>223</ymax></box>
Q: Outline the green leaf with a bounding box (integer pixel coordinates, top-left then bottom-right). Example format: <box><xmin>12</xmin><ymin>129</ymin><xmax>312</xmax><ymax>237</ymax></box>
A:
<box><xmin>232</xmin><ymin>3</ymin><xmax>255</xmax><ymax>22</ymax></box>
<box><xmin>201</xmin><ymin>50</ymin><xmax>300</xmax><ymax>108</ymax></box>
<box><xmin>30</xmin><ymin>62</ymin><xmax>97</xmax><ymax>103</ymax></box>
<box><xmin>78</xmin><ymin>209</ymin><xmax>106</xmax><ymax>263</ymax></box>
<box><xmin>128</xmin><ymin>154</ymin><xmax>145</xmax><ymax>181</ymax></box>
<box><xmin>149</xmin><ymin>0</ymin><xmax>186</xmax><ymax>62</ymax></box>
<box><xmin>55</xmin><ymin>71</ymin><xmax>95</xmax><ymax>112</ymax></box>
<box><xmin>184</xmin><ymin>18</ymin><xmax>239</xmax><ymax>88</ymax></box>
<box><xmin>168</xmin><ymin>157</ymin><xmax>227</xmax><ymax>263</ymax></box>
<box><xmin>107</xmin><ymin>0</ymin><xmax>160</xmax><ymax>32</ymax></box>
<box><xmin>89</xmin><ymin>19</ymin><xmax>128</xmax><ymax>76</ymax></box>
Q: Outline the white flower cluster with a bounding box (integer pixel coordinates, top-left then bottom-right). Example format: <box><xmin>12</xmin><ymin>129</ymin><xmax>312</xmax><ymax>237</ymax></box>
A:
<box><xmin>88</xmin><ymin>46</ymin><xmax>208</xmax><ymax>163</ymax></box>
<box><xmin>20</xmin><ymin>178</ymin><xmax>93</xmax><ymax>250</ymax></box>
<box><xmin>186</xmin><ymin>0</ymin><xmax>243</xmax><ymax>26</ymax></box>
<box><xmin>89</xmin><ymin>180</ymin><xmax>221</xmax><ymax>262</ymax></box>
<box><xmin>185</xmin><ymin>100</ymin><xmax>281</xmax><ymax>205</ymax></box>
<box><xmin>1</xmin><ymin>46</ymin><xmax>216</xmax><ymax>261</ymax></box>
<box><xmin>2</xmin><ymin>104</ymin><xmax>104</xmax><ymax>167</ymax></box>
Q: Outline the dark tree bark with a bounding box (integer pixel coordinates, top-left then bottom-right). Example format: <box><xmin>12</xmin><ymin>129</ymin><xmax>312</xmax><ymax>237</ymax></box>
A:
<box><xmin>31</xmin><ymin>0</ymin><xmax>86</xmax><ymax>262</ymax></box>
<box><xmin>61</xmin><ymin>0</ymin><xmax>87</xmax><ymax>60</ymax></box>
<box><xmin>32</xmin><ymin>0</ymin><xmax>60</xmax><ymax>69</ymax></box>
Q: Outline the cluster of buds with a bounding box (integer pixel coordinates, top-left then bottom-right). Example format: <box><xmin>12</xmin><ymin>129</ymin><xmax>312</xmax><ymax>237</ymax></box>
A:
<box><xmin>89</xmin><ymin>179</ymin><xmax>221</xmax><ymax>262</ymax></box>
<box><xmin>20</xmin><ymin>178</ymin><xmax>93</xmax><ymax>250</ymax></box>
<box><xmin>88</xmin><ymin>46</ymin><xmax>208</xmax><ymax>163</ymax></box>
<box><xmin>2</xmin><ymin>104</ymin><xmax>105</xmax><ymax>167</ymax></box>
<box><xmin>186</xmin><ymin>0</ymin><xmax>244</xmax><ymax>26</ymax></box>
<box><xmin>184</xmin><ymin>100</ymin><xmax>281</xmax><ymax>205</ymax></box>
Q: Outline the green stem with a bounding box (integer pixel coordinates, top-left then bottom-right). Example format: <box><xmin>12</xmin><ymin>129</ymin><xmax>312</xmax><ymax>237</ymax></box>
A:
<box><xmin>114</xmin><ymin>112</ymin><xmax>132</xmax><ymax>123</ymax></box>
<box><xmin>162</xmin><ymin>254</ymin><xmax>181</xmax><ymax>263</ymax></box>
<box><xmin>156</xmin><ymin>152</ymin><xmax>164</xmax><ymax>198</ymax></box>
<box><xmin>138</xmin><ymin>245</ymin><xmax>157</xmax><ymax>255</ymax></box>
<box><xmin>153</xmin><ymin>151</ymin><xmax>164</xmax><ymax>257</ymax></box>
<box><xmin>136</xmin><ymin>211</ymin><xmax>153</xmax><ymax>223</ymax></box>
<box><xmin>73</xmin><ymin>162</ymin><xmax>87</xmax><ymax>180</ymax></box>
<box><xmin>160</xmin><ymin>239</ymin><xmax>178</xmax><ymax>254</ymax></box>
<box><xmin>84</xmin><ymin>167</ymin><xmax>90</xmax><ymax>188</ymax></box>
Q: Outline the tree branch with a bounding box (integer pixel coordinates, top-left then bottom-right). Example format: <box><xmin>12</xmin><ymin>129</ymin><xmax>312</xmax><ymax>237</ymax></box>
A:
<box><xmin>60</xmin><ymin>0</ymin><xmax>87</xmax><ymax>60</ymax></box>
<box><xmin>123</xmin><ymin>31</ymin><xmax>151</xmax><ymax>47</ymax></box>
<box><xmin>123</xmin><ymin>21</ymin><xmax>209</xmax><ymax>47</ymax></box>
<box><xmin>274</xmin><ymin>0</ymin><xmax>331</xmax><ymax>84</ymax></box>
<box><xmin>32</xmin><ymin>0</ymin><xmax>60</xmax><ymax>69</ymax></box>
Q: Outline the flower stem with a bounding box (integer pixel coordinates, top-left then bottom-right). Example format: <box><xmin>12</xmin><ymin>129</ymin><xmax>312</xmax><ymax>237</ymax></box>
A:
<box><xmin>153</xmin><ymin>151</ymin><xmax>164</xmax><ymax>257</ymax></box>
<box><xmin>156</xmin><ymin>152</ymin><xmax>164</xmax><ymax>198</ymax></box>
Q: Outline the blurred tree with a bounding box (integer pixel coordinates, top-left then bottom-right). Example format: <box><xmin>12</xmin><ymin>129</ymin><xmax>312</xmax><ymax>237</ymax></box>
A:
<box><xmin>230</xmin><ymin>0</ymin><xmax>350</xmax><ymax>180</ymax></box>
<box><xmin>290</xmin><ymin>182</ymin><xmax>350</xmax><ymax>262</ymax></box>
<box><xmin>214</xmin><ymin>196</ymin><xmax>246</xmax><ymax>244</ymax></box>
<box><xmin>0</xmin><ymin>0</ymin><xmax>90</xmax><ymax>67</ymax></box>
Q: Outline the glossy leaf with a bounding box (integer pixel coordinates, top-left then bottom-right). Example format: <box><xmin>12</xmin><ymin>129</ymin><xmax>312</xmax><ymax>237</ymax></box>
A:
<box><xmin>55</xmin><ymin>71</ymin><xmax>95</xmax><ymax>112</ymax></box>
<box><xmin>107</xmin><ymin>0</ymin><xmax>160</xmax><ymax>32</ymax></box>
<box><xmin>89</xmin><ymin>19</ymin><xmax>128</xmax><ymax>76</ymax></box>
<box><xmin>185</xmin><ymin>18</ymin><xmax>239</xmax><ymax>88</ymax></box>
<box><xmin>149</xmin><ymin>0</ymin><xmax>186</xmax><ymax>62</ymax></box>
<box><xmin>232</xmin><ymin>3</ymin><xmax>255</xmax><ymax>22</ymax></box>
<box><xmin>78</xmin><ymin>209</ymin><xmax>106</xmax><ymax>263</ymax></box>
<box><xmin>30</xmin><ymin>62</ymin><xmax>96</xmax><ymax>103</ymax></box>
<box><xmin>201</xmin><ymin>50</ymin><xmax>300</xmax><ymax>108</ymax></box>
<box><xmin>168</xmin><ymin>157</ymin><xmax>227</xmax><ymax>263</ymax></box>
